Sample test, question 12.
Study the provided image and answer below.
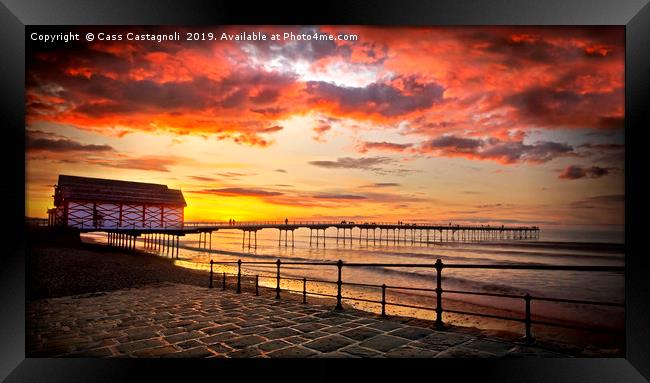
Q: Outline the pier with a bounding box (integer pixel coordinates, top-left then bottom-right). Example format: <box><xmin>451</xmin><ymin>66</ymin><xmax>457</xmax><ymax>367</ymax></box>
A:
<box><xmin>182</xmin><ymin>220</ymin><xmax>540</xmax><ymax>249</ymax></box>
<box><xmin>37</xmin><ymin>219</ymin><xmax>540</xmax><ymax>254</ymax></box>
<box><xmin>41</xmin><ymin>176</ymin><xmax>540</xmax><ymax>253</ymax></box>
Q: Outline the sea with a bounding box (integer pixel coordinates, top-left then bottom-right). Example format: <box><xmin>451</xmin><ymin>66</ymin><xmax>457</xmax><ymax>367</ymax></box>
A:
<box><xmin>83</xmin><ymin>226</ymin><xmax>624</xmax><ymax>333</ymax></box>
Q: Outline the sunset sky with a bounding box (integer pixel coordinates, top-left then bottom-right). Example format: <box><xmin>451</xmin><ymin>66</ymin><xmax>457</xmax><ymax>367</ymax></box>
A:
<box><xmin>25</xmin><ymin>26</ymin><xmax>625</xmax><ymax>232</ymax></box>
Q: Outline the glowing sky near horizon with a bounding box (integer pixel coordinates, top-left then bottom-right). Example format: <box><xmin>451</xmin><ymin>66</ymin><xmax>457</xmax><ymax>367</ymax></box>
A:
<box><xmin>25</xmin><ymin>26</ymin><xmax>624</xmax><ymax>231</ymax></box>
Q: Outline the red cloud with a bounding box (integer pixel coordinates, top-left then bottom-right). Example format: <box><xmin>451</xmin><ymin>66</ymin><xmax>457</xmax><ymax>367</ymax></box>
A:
<box><xmin>357</xmin><ymin>141</ymin><xmax>414</xmax><ymax>153</ymax></box>
<box><xmin>27</xmin><ymin>26</ymin><xmax>624</xmax><ymax>158</ymax></box>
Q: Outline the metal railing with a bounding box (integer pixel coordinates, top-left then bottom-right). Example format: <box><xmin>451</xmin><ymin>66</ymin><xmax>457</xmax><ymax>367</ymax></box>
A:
<box><xmin>207</xmin><ymin>258</ymin><xmax>623</xmax><ymax>343</ymax></box>
<box><xmin>40</xmin><ymin>217</ymin><xmax>539</xmax><ymax>231</ymax></box>
<box><xmin>186</xmin><ymin>220</ymin><xmax>540</xmax><ymax>230</ymax></box>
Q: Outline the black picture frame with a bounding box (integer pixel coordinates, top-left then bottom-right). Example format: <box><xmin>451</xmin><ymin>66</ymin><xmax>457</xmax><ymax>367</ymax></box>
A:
<box><xmin>1</xmin><ymin>0</ymin><xmax>649</xmax><ymax>381</ymax></box>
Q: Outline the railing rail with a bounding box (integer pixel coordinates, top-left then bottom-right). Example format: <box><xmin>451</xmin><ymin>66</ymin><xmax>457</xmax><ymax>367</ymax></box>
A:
<box><xmin>41</xmin><ymin>216</ymin><xmax>540</xmax><ymax>233</ymax></box>
<box><xmin>186</xmin><ymin>220</ymin><xmax>540</xmax><ymax>230</ymax></box>
<box><xmin>208</xmin><ymin>258</ymin><xmax>623</xmax><ymax>343</ymax></box>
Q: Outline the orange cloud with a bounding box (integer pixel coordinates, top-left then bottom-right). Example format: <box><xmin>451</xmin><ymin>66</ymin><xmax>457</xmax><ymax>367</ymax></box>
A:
<box><xmin>27</xmin><ymin>26</ymin><xmax>624</xmax><ymax>158</ymax></box>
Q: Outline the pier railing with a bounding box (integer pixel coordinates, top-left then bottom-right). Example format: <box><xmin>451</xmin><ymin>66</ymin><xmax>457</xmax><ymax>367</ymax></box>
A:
<box><xmin>185</xmin><ymin>220</ymin><xmax>540</xmax><ymax>230</ymax></box>
<box><xmin>207</xmin><ymin>259</ymin><xmax>623</xmax><ymax>343</ymax></box>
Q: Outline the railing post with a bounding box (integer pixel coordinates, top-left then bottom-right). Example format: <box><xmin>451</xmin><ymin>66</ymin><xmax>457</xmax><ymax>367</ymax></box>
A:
<box><xmin>209</xmin><ymin>260</ymin><xmax>213</xmax><ymax>289</ymax></box>
<box><xmin>335</xmin><ymin>259</ymin><xmax>343</xmax><ymax>310</ymax></box>
<box><xmin>255</xmin><ymin>275</ymin><xmax>259</xmax><ymax>296</ymax></box>
<box><xmin>302</xmin><ymin>278</ymin><xmax>307</xmax><ymax>304</ymax></box>
<box><xmin>435</xmin><ymin>259</ymin><xmax>444</xmax><ymax>328</ymax></box>
<box><xmin>275</xmin><ymin>259</ymin><xmax>281</xmax><ymax>299</ymax></box>
<box><xmin>222</xmin><ymin>272</ymin><xmax>226</xmax><ymax>291</ymax></box>
<box><xmin>237</xmin><ymin>259</ymin><xmax>242</xmax><ymax>294</ymax></box>
<box><xmin>381</xmin><ymin>284</ymin><xmax>387</xmax><ymax>317</ymax></box>
<box><xmin>524</xmin><ymin>293</ymin><xmax>535</xmax><ymax>344</ymax></box>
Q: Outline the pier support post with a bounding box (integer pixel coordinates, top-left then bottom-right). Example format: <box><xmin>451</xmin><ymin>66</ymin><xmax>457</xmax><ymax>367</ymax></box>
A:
<box><xmin>524</xmin><ymin>293</ymin><xmax>535</xmax><ymax>344</ymax></box>
<box><xmin>381</xmin><ymin>284</ymin><xmax>387</xmax><ymax>317</ymax></box>
<box><xmin>209</xmin><ymin>260</ymin><xmax>213</xmax><ymax>289</ymax></box>
<box><xmin>435</xmin><ymin>259</ymin><xmax>444</xmax><ymax>328</ymax></box>
<box><xmin>236</xmin><ymin>259</ymin><xmax>242</xmax><ymax>294</ymax></box>
<box><xmin>335</xmin><ymin>259</ymin><xmax>344</xmax><ymax>310</ymax></box>
<box><xmin>275</xmin><ymin>259</ymin><xmax>281</xmax><ymax>299</ymax></box>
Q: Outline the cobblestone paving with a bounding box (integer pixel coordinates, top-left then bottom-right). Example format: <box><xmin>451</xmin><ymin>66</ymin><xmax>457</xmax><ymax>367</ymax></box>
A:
<box><xmin>27</xmin><ymin>283</ymin><xmax>568</xmax><ymax>358</ymax></box>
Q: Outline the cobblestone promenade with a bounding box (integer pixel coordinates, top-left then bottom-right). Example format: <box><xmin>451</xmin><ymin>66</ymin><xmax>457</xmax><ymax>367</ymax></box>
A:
<box><xmin>27</xmin><ymin>283</ymin><xmax>567</xmax><ymax>358</ymax></box>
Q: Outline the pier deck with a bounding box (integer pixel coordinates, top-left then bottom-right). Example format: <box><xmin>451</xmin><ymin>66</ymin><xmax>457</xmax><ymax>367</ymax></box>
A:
<box><xmin>33</xmin><ymin>219</ymin><xmax>540</xmax><ymax>256</ymax></box>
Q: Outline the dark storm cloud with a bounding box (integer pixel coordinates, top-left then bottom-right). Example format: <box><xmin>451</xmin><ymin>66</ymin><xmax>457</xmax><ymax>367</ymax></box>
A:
<box><xmin>419</xmin><ymin>135</ymin><xmax>574</xmax><ymax>164</ymax></box>
<box><xmin>504</xmin><ymin>87</ymin><xmax>624</xmax><ymax>129</ymax></box>
<box><xmin>421</xmin><ymin>135</ymin><xmax>483</xmax><ymax>151</ymax></box>
<box><xmin>305</xmin><ymin>76</ymin><xmax>444</xmax><ymax>117</ymax></box>
<box><xmin>558</xmin><ymin>165</ymin><xmax>612</xmax><ymax>180</ymax></box>
<box><xmin>27</xmin><ymin>136</ymin><xmax>114</xmax><ymax>152</ymax></box>
<box><xmin>308</xmin><ymin>157</ymin><xmax>395</xmax><ymax>170</ymax></box>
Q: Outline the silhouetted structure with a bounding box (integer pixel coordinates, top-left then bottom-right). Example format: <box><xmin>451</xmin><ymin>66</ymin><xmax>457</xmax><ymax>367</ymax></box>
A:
<box><xmin>48</xmin><ymin>175</ymin><xmax>186</xmax><ymax>229</ymax></box>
